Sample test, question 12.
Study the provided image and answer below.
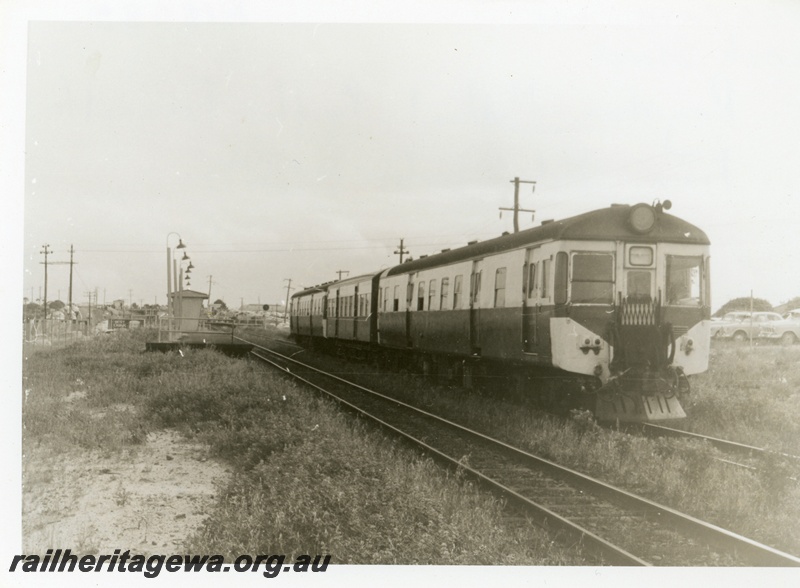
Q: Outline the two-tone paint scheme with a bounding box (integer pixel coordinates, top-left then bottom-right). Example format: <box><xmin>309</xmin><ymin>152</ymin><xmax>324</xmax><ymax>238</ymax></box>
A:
<box><xmin>290</xmin><ymin>285</ymin><xmax>328</xmax><ymax>343</ymax></box>
<box><xmin>324</xmin><ymin>273</ymin><xmax>380</xmax><ymax>345</ymax></box>
<box><xmin>290</xmin><ymin>203</ymin><xmax>711</xmax><ymax>422</ymax></box>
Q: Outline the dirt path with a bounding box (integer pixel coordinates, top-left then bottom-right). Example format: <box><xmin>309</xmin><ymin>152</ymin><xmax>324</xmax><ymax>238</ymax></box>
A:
<box><xmin>23</xmin><ymin>429</ymin><xmax>229</xmax><ymax>555</ymax></box>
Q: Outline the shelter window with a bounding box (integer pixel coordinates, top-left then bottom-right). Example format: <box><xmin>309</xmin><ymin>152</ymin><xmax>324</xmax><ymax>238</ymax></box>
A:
<box><xmin>494</xmin><ymin>268</ymin><xmax>507</xmax><ymax>308</ymax></box>
<box><xmin>571</xmin><ymin>253</ymin><xmax>614</xmax><ymax>304</ymax></box>
<box><xmin>440</xmin><ymin>278</ymin><xmax>450</xmax><ymax>310</ymax></box>
<box><xmin>666</xmin><ymin>256</ymin><xmax>703</xmax><ymax>306</ymax></box>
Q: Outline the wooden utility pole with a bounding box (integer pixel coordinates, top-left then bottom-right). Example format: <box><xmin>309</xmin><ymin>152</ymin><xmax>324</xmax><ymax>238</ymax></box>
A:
<box><xmin>68</xmin><ymin>246</ymin><xmax>75</xmax><ymax>318</ymax></box>
<box><xmin>394</xmin><ymin>238</ymin><xmax>409</xmax><ymax>264</ymax></box>
<box><xmin>44</xmin><ymin>245</ymin><xmax>79</xmax><ymax>319</ymax></box>
<box><xmin>336</xmin><ymin>270</ymin><xmax>349</xmax><ymax>280</ymax></box>
<box><xmin>39</xmin><ymin>244</ymin><xmax>50</xmax><ymax>319</ymax></box>
<box><xmin>500</xmin><ymin>177</ymin><xmax>537</xmax><ymax>232</ymax></box>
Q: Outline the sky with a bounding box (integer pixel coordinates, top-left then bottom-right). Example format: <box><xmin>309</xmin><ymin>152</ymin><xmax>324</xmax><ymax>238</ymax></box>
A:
<box><xmin>6</xmin><ymin>1</ymin><xmax>800</xmax><ymax>314</ymax></box>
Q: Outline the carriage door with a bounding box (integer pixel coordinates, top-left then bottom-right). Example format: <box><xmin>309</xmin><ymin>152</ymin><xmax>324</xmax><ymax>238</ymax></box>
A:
<box><xmin>522</xmin><ymin>247</ymin><xmax>547</xmax><ymax>354</ymax></box>
<box><xmin>624</xmin><ymin>244</ymin><xmax>656</xmax><ymax>302</ymax></box>
<box><xmin>469</xmin><ymin>259</ymin><xmax>484</xmax><ymax>354</ymax></box>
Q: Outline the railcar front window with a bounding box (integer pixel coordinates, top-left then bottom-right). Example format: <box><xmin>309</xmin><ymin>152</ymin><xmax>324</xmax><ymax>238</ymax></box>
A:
<box><xmin>571</xmin><ymin>253</ymin><xmax>614</xmax><ymax>304</ymax></box>
<box><xmin>666</xmin><ymin>256</ymin><xmax>703</xmax><ymax>306</ymax></box>
<box><xmin>627</xmin><ymin>271</ymin><xmax>651</xmax><ymax>301</ymax></box>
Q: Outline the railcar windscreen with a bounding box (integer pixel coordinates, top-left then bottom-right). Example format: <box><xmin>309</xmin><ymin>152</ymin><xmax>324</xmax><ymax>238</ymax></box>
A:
<box><xmin>571</xmin><ymin>253</ymin><xmax>614</xmax><ymax>304</ymax></box>
<box><xmin>666</xmin><ymin>255</ymin><xmax>703</xmax><ymax>306</ymax></box>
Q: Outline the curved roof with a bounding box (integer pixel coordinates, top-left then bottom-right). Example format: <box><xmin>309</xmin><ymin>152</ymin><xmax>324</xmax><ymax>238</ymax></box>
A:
<box><xmin>386</xmin><ymin>203</ymin><xmax>709</xmax><ymax>276</ymax></box>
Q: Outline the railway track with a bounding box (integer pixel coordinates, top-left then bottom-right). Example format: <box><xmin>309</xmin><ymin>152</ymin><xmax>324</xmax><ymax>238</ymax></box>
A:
<box><xmin>245</xmin><ymin>340</ymin><xmax>800</xmax><ymax>567</ymax></box>
<box><xmin>623</xmin><ymin>422</ymin><xmax>800</xmax><ymax>477</ymax></box>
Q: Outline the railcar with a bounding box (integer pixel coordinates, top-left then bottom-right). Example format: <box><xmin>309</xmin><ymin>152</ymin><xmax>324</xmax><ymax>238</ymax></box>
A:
<box><xmin>290</xmin><ymin>201</ymin><xmax>711</xmax><ymax>422</ymax></box>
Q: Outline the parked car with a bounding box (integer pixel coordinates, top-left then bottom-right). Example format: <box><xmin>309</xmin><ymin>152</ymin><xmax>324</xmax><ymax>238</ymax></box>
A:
<box><xmin>783</xmin><ymin>308</ymin><xmax>800</xmax><ymax>322</ymax></box>
<box><xmin>711</xmin><ymin>311</ymin><xmax>790</xmax><ymax>343</ymax></box>
<box><xmin>761</xmin><ymin>315</ymin><xmax>800</xmax><ymax>345</ymax></box>
<box><xmin>710</xmin><ymin>311</ymin><xmax>751</xmax><ymax>338</ymax></box>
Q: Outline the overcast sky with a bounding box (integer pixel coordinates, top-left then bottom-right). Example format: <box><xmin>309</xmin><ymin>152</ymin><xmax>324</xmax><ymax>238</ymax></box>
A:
<box><xmin>7</xmin><ymin>1</ymin><xmax>800</xmax><ymax>314</ymax></box>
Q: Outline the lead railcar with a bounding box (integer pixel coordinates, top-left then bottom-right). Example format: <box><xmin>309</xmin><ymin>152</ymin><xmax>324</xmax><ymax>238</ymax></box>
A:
<box><xmin>291</xmin><ymin>201</ymin><xmax>711</xmax><ymax>422</ymax></box>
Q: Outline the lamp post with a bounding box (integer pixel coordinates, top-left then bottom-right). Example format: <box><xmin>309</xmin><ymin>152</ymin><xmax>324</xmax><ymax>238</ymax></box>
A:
<box><xmin>166</xmin><ymin>233</ymin><xmax>187</xmax><ymax>336</ymax></box>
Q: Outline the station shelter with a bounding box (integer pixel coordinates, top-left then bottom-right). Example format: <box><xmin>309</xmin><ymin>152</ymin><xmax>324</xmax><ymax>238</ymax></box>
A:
<box><xmin>169</xmin><ymin>289</ymin><xmax>209</xmax><ymax>333</ymax></box>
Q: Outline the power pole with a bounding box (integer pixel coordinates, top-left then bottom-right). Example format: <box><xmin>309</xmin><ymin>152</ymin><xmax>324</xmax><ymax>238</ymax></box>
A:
<box><xmin>394</xmin><ymin>238</ymin><xmax>409</xmax><ymax>264</ymax></box>
<box><xmin>39</xmin><ymin>244</ymin><xmax>51</xmax><ymax>319</ymax></box>
<box><xmin>500</xmin><ymin>177</ymin><xmax>537</xmax><ymax>233</ymax></box>
<box><xmin>336</xmin><ymin>270</ymin><xmax>349</xmax><ymax>280</ymax></box>
<box><xmin>44</xmin><ymin>245</ymin><xmax>79</xmax><ymax>319</ymax></box>
<box><xmin>207</xmin><ymin>275</ymin><xmax>214</xmax><ymax>302</ymax></box>
<box><xmin>283</xmin><ymin>278</ymin><xmax>294</xmax><ymax>320</ymax></box>
<box><xmin>68</xmin><ymin>245</ymin><xmax>75</xmax><ymax>318</ymax></box>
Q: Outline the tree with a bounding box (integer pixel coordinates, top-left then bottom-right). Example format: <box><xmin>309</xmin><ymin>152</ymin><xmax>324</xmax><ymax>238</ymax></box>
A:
<box><xmin>213</xmin><ymin>299</ymin><xmax>228</xmax><ymax>310</ymax></box>
<box><xmin>780</xmin><ymin>296</ymin><xmax>800</xmax><ymax>311</ymax></box>
<box><xmin>714</xmin><ymin>297</ymin><xmax>773</xmax><ymax>317</ymax></box>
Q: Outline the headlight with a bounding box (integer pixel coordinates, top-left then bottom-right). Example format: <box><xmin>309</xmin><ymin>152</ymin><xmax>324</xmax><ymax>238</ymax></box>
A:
<box><xmin>628</xmin><ymin>204</ymin><xmax>656</xmax><ymax>234</ymax></box>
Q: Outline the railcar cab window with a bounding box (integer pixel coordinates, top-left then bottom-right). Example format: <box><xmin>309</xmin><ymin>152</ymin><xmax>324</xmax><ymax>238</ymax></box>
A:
<box><xmin>571</xmin><ymin>253</ymin><xmax>614</xmax><ymax>304</ymax></box>
<box><xmin>666</xmin><ymin>256</ymin><xmax>704</xmax><ymax>306</ymax></box>
<box><xmin>627</xmin><ymin>271</ymin><xmax>651</xmax><ymax>300</ymax></box>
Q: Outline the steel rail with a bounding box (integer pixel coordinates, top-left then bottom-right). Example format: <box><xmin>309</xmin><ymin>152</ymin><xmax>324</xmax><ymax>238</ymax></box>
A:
<box><xmin>250</xmin><ymin>348</ymin><xmax>647</xmax><ymax>566</ymax></box>
<box><xmin>246</xmin><ymin>341</ymin><xmax>800</xmax><ymax>567</ymax></box>
<box><xmin>638</xmin><ymin>423</ymin><xmax>800</xmax><ymax>462</ymax></box>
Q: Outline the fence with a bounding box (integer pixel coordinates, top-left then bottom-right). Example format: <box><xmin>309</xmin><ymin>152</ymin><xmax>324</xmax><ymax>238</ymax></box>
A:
<box><xmin>23</xmin><ymin>319</ymin><xmax>91</xmax><ymax>346</ymax></box>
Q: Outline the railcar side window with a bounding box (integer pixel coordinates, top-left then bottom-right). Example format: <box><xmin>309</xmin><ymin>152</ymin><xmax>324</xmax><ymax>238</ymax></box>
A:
<box><xmin>453</xmin><ymin>275</ymin><xmax>463</xmax><ymax>309</ymax></box>
<box><xmin>417</xmin><ymin>282</ymin><xmax>425</xmax><ymax>311</ymax></box>
<box><xmin>526</xmin><ymin>263</ymin><xmax>537</xmax><ymax>298</ymax></box>
<box><xmin>440</xmin><ymin>278</ymin><xmax>450</xmax><ymax>310</ymax></box>
<box><xmin>429</xmin><ymin>279</ymin><xmax>437</xmax><ymax>310</ymax></box>
<box><xmin>393</xmin><ymin>285</ymin><xmax>400</xmax><ymax>312</ymax></box>
<box><xmin>494</xmin><ymin>268</ymin><xmax>507</xmax><ymax>308</ymax></box>
<box><xmin>571</xmin><ymin>253</ymin><xmax>614</xmax><ymax>304</ymax></box>
<box><xmin>541</xmin><ymin>259</ymin><xmax>550</xmax><ymax>300</ymax></box>
<box><xmin>666</xmin><ymin>256</ymin><xmax>703</xmax><ymax>306</ymax></box>
<box><xmin>471</xmin><ymin>271</ymin><xmax>482</xmax><ymax>304</ymax></box>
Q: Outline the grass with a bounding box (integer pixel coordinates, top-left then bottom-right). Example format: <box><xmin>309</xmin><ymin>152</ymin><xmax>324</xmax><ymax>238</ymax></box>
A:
<box><xmin>236</xmin><ymin>327</ymin><xmax>800</xmax><ymax>555</ymax></box>
<box><xmin>21</xmin><ymin>328</ymin><xmax>580</xmax><ymax>565</ymax></box>
<box><xmin>683</xmin><ymin>343</ymin><xmax>800</xmax><ymax>453</ymax></box>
